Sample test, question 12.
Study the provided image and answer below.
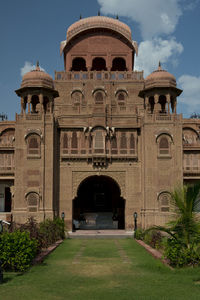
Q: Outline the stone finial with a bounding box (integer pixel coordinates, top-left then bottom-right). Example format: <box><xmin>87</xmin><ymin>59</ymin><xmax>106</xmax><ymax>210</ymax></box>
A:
<box><xmin>158</xmin><ymin>61</ymin><xmax>162</xmax><ymax>70</ymax></box>
<box><xmin>116</xmin><ymin>15</ymin><xmax>119</xmax><ymax>20</ymax></box>
<box><xmin>98</xmin><ymin>10</ymin><xmax>100</xmax><ymax>16</ymax></box>
<box><xmin>36</xmin><ymin>61</ymin><xmax>40</xmax><ymax>71</ymax></box>
<box><xmin>80</xmin><ymin>14</ymin><xmax>82</xmax><ymax>19</ymax></box>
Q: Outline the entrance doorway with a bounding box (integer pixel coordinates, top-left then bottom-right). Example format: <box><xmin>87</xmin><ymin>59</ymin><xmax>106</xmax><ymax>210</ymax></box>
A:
<box><xmin>73</xmin><ymin>175</ymin><xmax>125</xmax><ymax>230</ymax></box>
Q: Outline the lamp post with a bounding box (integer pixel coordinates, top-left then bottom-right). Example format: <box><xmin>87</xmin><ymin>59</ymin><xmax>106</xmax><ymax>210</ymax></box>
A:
<box><xmin>61</xmin><ymin>212</ymin><xmax>65</xmax><ymax>221</ymax></box>
<box><xmin>133</xmin><ymin>212</ymin><xmax>137</xmax><ymax>231</ymax></box>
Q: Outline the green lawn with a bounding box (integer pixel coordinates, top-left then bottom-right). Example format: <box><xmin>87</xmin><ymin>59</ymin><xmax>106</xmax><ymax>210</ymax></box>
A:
<box><xmin>1</xmin><ymin>238</ymin><xmax>200</xmax><ymax>300</ymax></box>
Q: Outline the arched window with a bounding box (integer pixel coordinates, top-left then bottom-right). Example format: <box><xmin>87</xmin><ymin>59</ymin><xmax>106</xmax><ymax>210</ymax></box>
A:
<box><xmin>0</xmin><ymin>129</ymin><xmax>15</xmax><ymax>146</ymax></box>
<box><xmin>159</xmin><ymin>137</ymin><xmax>169</xmax><ymax>155</ymax></box>
<box><xmin>111</xmin><ymin>57</ymin><xmax>127</xmax><ymax>71</ymax></box>
<box><xmin>71</xmin><ymin>57</ymin><xmax>87</xmax><ymax>71</ymax></box>
<box><xmin>62</xmin><ymin>133</ymin><xmax>68</xmax><ymax>154</ymax></box>
<box><xmin>81</xmin><ymin>133</ymin><xmax>86</xmax><ymax>154</ymax></box>
<box><xmin>27</xmin><ymin>134</ymin><xmax>41</xmax><ymax>156</ymax></box>
<box><xmin>111</xmin><ymin>137</ymin><xmax>117</xmax><ymax>154</ymax></box>
<box><xmin>27</xmin><ymin>192</ymin><xmax>39</xmax><ymax>212</ymax></box>
<box><xmin>72</xmin><ymin>91</ymin><xmax>82</xmax><ymax>105</ymax></box>
<box><xmin>94</xmin><ymin>131</ymin><xmax>104</xmax><ymax>153</ymax></box>
<box><xmin>158</xmin><ymin>192</ymin><xmax>171</xmax><ymax>212</ymax></box>
<box><xmin>120</xmin><ymin>132</ymin><xmax>127</xmax><ymax>154</ymax></box>
<box><xmin>91</xmin><ymin>57</ymin><xmax>107</xmax><ymax>71</ymax></box>
<box><xmin>71</xmin><ymin>131</ymin><xmax>78</xmax><ymax>154</ymax></box>
<box><xmin>95</xmin><ymin>92</ymin><xmax>104</xmax><ymax>104</ymax></box>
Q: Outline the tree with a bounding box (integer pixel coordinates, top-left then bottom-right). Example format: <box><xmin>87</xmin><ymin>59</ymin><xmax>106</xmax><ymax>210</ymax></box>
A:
<box><xmin>147</xmin><ymin>184</ymin><xmax>200</xmax><ymax>266</ymax></box>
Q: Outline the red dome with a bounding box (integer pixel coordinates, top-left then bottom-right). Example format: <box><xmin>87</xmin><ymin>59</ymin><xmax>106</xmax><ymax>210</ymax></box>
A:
<box><xmin>21</xmin><ymin>63</ymin><xmax>54</xmax><ymax>89</ymax></box>
<box><xmin>145</xmin><ymin>63</ymin><xmax>176</xmax><ymax>89</ymax></box>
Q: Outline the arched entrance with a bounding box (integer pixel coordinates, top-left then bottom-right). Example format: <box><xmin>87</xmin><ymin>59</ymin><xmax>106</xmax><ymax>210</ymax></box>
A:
<box><xmin>73</xmin><ymin>175</ymin><xmax>125</xmax><ymax>230</ymax></box>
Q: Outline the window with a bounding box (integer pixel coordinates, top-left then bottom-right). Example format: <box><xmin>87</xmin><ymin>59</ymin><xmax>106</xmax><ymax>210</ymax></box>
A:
<box><xmin>27</xmin><ymin>134</ymin><xmax>41</xmax><ymax>157</ymax></box>
<box><xmin>111</xmin><ymin>137</ymin><xmax>118</xmax><ymax>154</ymax></box>
<box><xmin>94</xmin><ymin>131</ymin><xmax>104</xmax><ymax>153</ymax></box>
<box><xmin>158</xmin><ymin>192</ymin><xmax>171</xmax><ymax>212</ymax></box>
<box><xmin>111</xmin><ymin>57</ymin><xmax>126</xmax><ymax>71</ymax></box>
<box><xmin>71</xmin><ymin>131</ymin><xmax>78</xmax><ymax>154</ymax></box>
<box><xmin>27</xmin><ymin>192</ymin><xmax>39</xmax><ymax>212</ymax></box>
<box><xmin>95</xmin><ymin>92</ymin><xmax>103</xmax><ymax>104</ymax></box>
<box><xmin>159</xmin><ymin>137</ymin><xmax>169</xmax><ymax>155</ymax></box>
<box><xmin>91</xmin><ymin>57</ymin><xmax>107</xmax><ymax>71</ymax></box>
<box><xmin>71</xmin><ymin>57</ymin><xmax>87</xmax><ymax>71</ymax></box>
<box><xmin>120</xmin><ymin>132</ymin><xmax>127</xmax><ymax>154</ymax></box>
<box><xmin>72</xmin><ymin>91</ymin><xmax>82</xmax><ymax>105</ymax></box>
<box><xmin>62</xmin><ymin>133</ymin><xmax>68</xmax><ymax>154</ymax></box>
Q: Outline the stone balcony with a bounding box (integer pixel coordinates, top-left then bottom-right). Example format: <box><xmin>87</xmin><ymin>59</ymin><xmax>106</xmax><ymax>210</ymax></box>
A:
<box><xmin>55</xmin><ymin>70</ymin><xmax>144</xmax><ymax>81</ymax></box>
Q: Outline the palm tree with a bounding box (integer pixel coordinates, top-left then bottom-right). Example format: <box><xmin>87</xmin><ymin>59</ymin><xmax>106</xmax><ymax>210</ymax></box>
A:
<box><xmin>151</xmin><ymin>184</ymin><xmax>200</xmax><ymax>249</ymax></box>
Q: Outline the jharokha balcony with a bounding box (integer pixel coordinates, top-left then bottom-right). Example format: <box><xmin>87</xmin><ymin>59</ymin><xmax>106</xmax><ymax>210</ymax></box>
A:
<box><xmin>55</xmin><ymin>70</ymin><xmax>144</xmax><ymax>81</ymax></box>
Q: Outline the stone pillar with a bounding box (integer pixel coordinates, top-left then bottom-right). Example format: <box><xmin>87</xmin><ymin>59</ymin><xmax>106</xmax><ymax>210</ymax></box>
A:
<box><xmin>144</xmin><ymin>96</ymin><xmax>148</xmax><ymax>111</ymax></box>
<box><xmin>166</xmin><ymin>94</ymin><xmax>171</xmax><ymax>115</ymax></box>
<box><xmin>154</xmin><ymin>94</ymin><xmax>159</xmax><ymax>113</ymax></box>
<box><xmin>20</xmin><ymin>97</ymin><xmax>24</xmax><ymax>114</ymax></box>
<box><xmin>175</xmin><ymin>98</ymin><xmax>177</xmax><ymax>114</ymax></box>
<box><xmin>39</xmin><ymin>94</ymin><xmax>44</xmax><ymax>114</ymax></box>
<box><xmin>27</xmin><ymin>95</ymin><xmax>31</xmax><ymax>114</ymax></box>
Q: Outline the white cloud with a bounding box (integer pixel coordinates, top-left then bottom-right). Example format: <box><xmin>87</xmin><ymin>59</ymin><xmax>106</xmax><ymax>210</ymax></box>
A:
<box><xmin>178</xmin><ymin>75</ymin><xmax>200</xmax><ymax>116</ymax></box>
<box><xmin>20</xmin><ymin>61</ymin><xmax>45</xmax><ymax>77</ymax></box>
<box><xmin>98</xmin><ymin>0</ymin><xmax>182</xmax><ymax>39</ymax></box>
<box><xmin>134</xmin><ymin>38</ymin><xmax>183</xmax><ymax>76</ymax></box>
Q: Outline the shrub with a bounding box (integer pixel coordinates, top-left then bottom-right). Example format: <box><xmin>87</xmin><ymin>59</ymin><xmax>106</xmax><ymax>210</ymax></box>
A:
<box><xmin>39</xmin><ymin>218</ymin><xmax>65</xmax><ymax>248</ymax></box>
<box><xmin>164</xmin><ymin>238</ymin><xmax>200</xmax><ymax>267</ymax></box>
<box><xmin>134</xmin><ymin>228</ymin><xmax>145</xmax><ymax>240</ymax></box>
<box><xmin>0</xmin><ymin>230</ymin><xmax>38</xmax><ymax>272</ymax></box>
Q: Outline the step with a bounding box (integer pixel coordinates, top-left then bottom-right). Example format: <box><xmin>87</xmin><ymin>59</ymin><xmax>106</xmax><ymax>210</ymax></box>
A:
<box><xmin>68</xmin><ymin>230</ymin><xmax>134</xmax><ymax>239</ymax></box>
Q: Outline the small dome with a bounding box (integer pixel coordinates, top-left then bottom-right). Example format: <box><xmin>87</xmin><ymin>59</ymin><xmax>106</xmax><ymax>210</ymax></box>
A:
<box><xmin>21</xmin><ymin>63</ymin><xmax>54</xmax><ymax>89</ymax></box>
<box><xmin>66</xmin><ymin>16</ymin><xmax>132</xmax><ymax>43</ymax></box>
<box><xmin>145</xmin><ymin>63</ymin><xmax>176</xmax><ymax>89</ymax></box>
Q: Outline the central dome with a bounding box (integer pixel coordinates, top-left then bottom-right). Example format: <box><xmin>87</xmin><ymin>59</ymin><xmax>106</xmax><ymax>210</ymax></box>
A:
<box><xmin>66</xmin><ymin>16</ymin><xmax>132</xmax><ymax>43</ymax></box>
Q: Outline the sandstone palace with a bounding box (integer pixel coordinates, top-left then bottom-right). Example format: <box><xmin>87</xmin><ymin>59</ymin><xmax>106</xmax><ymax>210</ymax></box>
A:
<box><xmin>0</xmin><ymin>16</ymin><xmax>199</xmax><ymax>230</ymax></box>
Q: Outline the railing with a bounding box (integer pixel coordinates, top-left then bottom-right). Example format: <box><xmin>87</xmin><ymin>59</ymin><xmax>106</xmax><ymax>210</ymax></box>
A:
<box><xmin>55</xmin><ymin>71</ymin><xmax>144</xmax><ymax>81</ymax></box>
<box><xmin>145</xmin><ymin>113</ymin><xmax>181</xmax><ymax>122</ymax></box>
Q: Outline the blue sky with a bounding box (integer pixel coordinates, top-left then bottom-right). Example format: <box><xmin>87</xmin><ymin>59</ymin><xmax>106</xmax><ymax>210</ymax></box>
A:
<box><xmin>0</xmin><ymin>0</ymin><xmax>200</xmax><ymax>120</ymax></box>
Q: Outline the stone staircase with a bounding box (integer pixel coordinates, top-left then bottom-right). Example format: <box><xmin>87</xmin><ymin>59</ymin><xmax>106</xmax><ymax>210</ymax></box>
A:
<box><xmin>79</xmin><ymin>212</ymin><xmax>118</xmax><ymax>230</ymax></box>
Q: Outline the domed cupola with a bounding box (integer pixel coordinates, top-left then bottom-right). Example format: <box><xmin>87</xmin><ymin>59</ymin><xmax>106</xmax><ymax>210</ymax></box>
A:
<box><xmin>145</xmin><ymin>63</ymin><xmax>176</xmax><ymax>89</ymax></box>
<box><xmin>21</xmin><ymin>62</ymin><xmax>54</xmax><ymax>90</ymax></box>
<box><xmin>139</xmin><ymin>63</ymin><xmax>182</xmax><ymax>114</ymax></box>
<box><xmin>16</xmin><ymin>62</ymin><xmax>59</xmax><ymax>115</ymax></box>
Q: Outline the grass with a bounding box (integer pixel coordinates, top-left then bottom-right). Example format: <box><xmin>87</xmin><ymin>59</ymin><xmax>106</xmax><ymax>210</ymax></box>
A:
<box><xmin>1</xmin><ymin>238</ymin><xmax>200</xmax><ymax>299</ymax></box>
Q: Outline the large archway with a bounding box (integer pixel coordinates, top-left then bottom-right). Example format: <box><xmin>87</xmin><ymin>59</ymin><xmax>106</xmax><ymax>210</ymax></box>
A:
<box><xmin>73</xmin><ymin>175</ymin><xmax>125</xmax><ymax>230</ymax></box>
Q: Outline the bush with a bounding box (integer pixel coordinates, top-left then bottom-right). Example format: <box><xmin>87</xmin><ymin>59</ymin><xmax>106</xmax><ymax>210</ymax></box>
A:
<box><xmin>134</xmin><ymin>228</ymin><xmax>145</xmax><ymax>240</ymax></box>
<box><xmin>164</xmin><ymin>238</ymin><xmax>200</xmax><ymax>267</ymax></box>
<box><xmin>0</xmin><ymin>230</ymin><xmax>38</xmax><ymax>272</ymax></box>
<box><xmin>38</xmin><ymin>218</ymin><xmax>65</xmax><ymax>249</ymax></box>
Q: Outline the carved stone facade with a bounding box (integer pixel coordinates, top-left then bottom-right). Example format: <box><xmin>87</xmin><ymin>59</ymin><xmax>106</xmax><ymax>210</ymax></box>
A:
<box><xmin>0</xmin><ymin>16</ymin><xmax>200</xmax><ymax>230</ymax></box>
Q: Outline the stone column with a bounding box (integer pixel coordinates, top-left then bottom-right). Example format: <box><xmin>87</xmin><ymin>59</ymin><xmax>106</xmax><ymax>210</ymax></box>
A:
<box><xmin>166</xmin><ymin>94</ymin><xmax>171</xmax><ymax>115</ymax></box>
<box><xmin>39</xmin><ymin>94</ymin><xmax>44</xmax><ymax>114</ymax></box>
<box><xmin>20</xmin><ymin>97</ymin><xmax>24</xmax><ymax>114</ymax></box>
<box><xmin>154</xmin><ymin>94</ymin><xmax>159</xmax><ymax>113</ymax></box>
<box><xmin>27</xmin><ymin>95</ymin><xmax>31</xmax><ymax>114</ymax></box>
<box><xmin>144</xmin><ymin>96</ymin><xmax>148</xmax><ymax>111</ymax></box>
